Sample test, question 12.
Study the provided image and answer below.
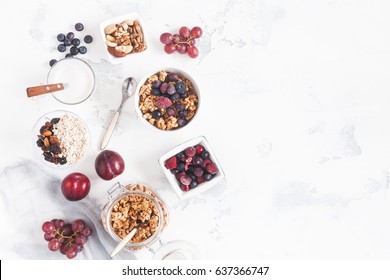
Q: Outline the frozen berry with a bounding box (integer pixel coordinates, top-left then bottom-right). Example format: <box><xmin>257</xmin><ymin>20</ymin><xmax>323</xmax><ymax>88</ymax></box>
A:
<box><xmin>180</xmin><ymin>92</ymin><xmax>188</xmax><ymax>98</ymax></box>
<box><xmin>180</xmin><ymin>175</ymin><xmax>192</xmax><ymax>185</ymax></box>
<box><xmin>201</xmin><ymin>159</ymin><xmax>212</xmax><ymax>168</ymax></box>
<box><xmin>152</xmin><ymin>80</ymin><xmax>161</xmax><ymax>89</ymax></box>
<box><xmin>180</xmin><ymin>184</ymin><xmax>190</xmax><ymax>191</ymax></box>
<box><xmin>177</xmin><ymin>162</ymin><xmax>185</xmax><ymax>172</ymax></box>
<box><xmin>78</xmin><ymin>46</ymin><xmax>87</xmax><ymax>54</ymax></box>
<box><xmin>171</xmin><ymin>93</ymin><xmax>180</xmax><ymax>101</ymax></box>
<box><xmin>189</xmin><ymin>181</ymin><xmax>198</xmax><ymax>189</ymax></box>
<box><xmin>175</xmin><ymin>81</ymin><xmax>186</xmax><ymax>94</ymax></box>
<box><xmin>49</xmin><ymin>59</ymin><xmax>57</xmax><ymax>67</ymax></box>
<box><xmin>64</xmin><ymin>39</ymin><xmax>72</xmax><ymax>46</ymax></box>
<box><xmin>170</xmin><ymin>169</ymin><xmax>179</xmax><ymax>175</ymax></box>
<box><xmin>84</xmin><ymin>35</ymin><xmax>93</xmax><ymax>44</ymax></box>
<box><xmin>195</xmin><ymin>145</ymin><xmax>204</xmax><ymax>155</ymax></box>
<box><xmin>151</xmin><ymin>88</ymin><xmax>160</xmax><ymax>96</ymax></box>
<box><xmin>160</xmin><ymin>83</ymin><xmax>168</xmax><ymax>93</ymax></box>
<box><xmin>201</xmin><ymin>151</ymin><xmax>210</xmax><ymax>159</ymax></box>
<box><xmin>175</xmin><ymin>172</ymin><xmax>185</xmax><ymax>181</ymax></box>
<box><xmin>75</xmin><ymin>23</ymin><xmax>84</xmax><ymax>31</ymax></box>
<box><xmin>66</xmin><ymin>32</ymin><xmax>74</xmax><ymax>40</ymax></box>
<box><xmin>188</xmin><ymin>173</ymin><xmax>196</xmax><ymax>181</ymax></box>
<box><xmin>71</xmin><ymin>38</ymin><xmax>80</xmax><ymax>46</ymax></box>
<box><xmin>57</xmin><ymin>44</ymin><xmax>66</xmax><ymax>52</ymax></box>
<box><xmin>167</xmin><ymin>85</ymin><xmax>176</xmax><ymax>95</ymax></box>
<box><xmin>204</xmin><ymin>173</ymin><xmax>213</xmax><ymax>181</ymax></box>
<box><xmin>164</xmin><ymin>156</ymin><xmax>177</xmax><ymax>170</ymax></box>
<box><xmin>197</xmin><ymin>176</ymin><xmax>205</xmax><ymax>184</ymax></box>
<box><xmin>175</xmin><ymin>102</ymin><xmax>185</xmax><ymax>111</ymax></box>
<box><xmin>176</xmin><ymin>152</ymin><xmax>186</xmax><ymax>162</ymax></box>
<box><xmin>185</xmin><ymin>147</ymin><xmax>196</xmax><ymax>157</ymax></box>
<box><xmin>193</xmin><ymin>156</ymin><xmax>203</xmax><ymax>166</ymax></box>
<box><xmin>57</xmin><ymin>33</ymin><xmax>65</xmax><ymax>42</ymax></box>
<box><xmin>166</xmin><ymin>107</ymin><xmax>175</xmax><ymax>117</ymax></box>
<box><xmin>178</xmin><ymin>119</ymin><xmax>187</xmax><ymax>127</ymax></box>
<box><xmin>206</xmin><ymin>163</ymin><xmax>218</xmax><ymax>174</ymax></box>
<box><xmin>167</xmin><ymin>73</ymin><xmax>178</xmax><ymax>81</ymax></box>
<box><xmin>179</xmin><ymin>110</ymin><xmax>188</xmax><ymax>118</ymax></box>
<box><xmin>156</xmin><ymin>97</ymin><xmax>172</xmax><ymax>109</ymax></box>
<box><xmin>193</xmin><ymin>167</ymin><xmax>204</xmax><ymax>177</ymax></box>
<box><xmin>152</xmin><ymin>110</ymin><xmax>162</xmax><ymax>119</ymax></box>
<box><xmin>70</xmin><ymin>46</ymin><xmax>79</xmax><ymax>55</ymax></box>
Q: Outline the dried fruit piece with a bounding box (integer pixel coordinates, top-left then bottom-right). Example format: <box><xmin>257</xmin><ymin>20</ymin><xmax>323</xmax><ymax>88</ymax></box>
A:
<box><xmin>156</xmin><ymin>97</ymin><xmax>172</xmax><ymax>109</ymax></box>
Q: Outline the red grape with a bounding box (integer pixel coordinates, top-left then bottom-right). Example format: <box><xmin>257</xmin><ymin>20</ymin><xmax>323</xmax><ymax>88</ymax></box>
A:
<box><xmin>164</xmin><ymin>43</ymin><xmax>176</xmax><ymax>54</ymax></box>
<box><xmin>179</xmin><ymin>26</ymin><xmax>190</xmax><ymax>39</ymax></box>
<box><xmin>71</xmin><ymin>219</ymin><xmax>85</xmax><ymax>233</ymax></box>
<box><xmin>42</xmin><ymin>221</ymin><xmax>54</xmax><ymax>233</ymax></box>
<box><xmin>54</xmin><ymin>219</ymin><xmax>65</xmax><ymax>230</ymax></box>
<box><xmin>188</xmin><ymin>38</ymin><xmax>195</xmax><ymax>45</ymax></box>
<box><xmin>81</xmin><ymin>226</ymin><xmax>92</xmax><ymax>237</ymax></box>
<box><xmin>62</xmin><ymin>224</ymin><xmax>73</xmax><ymax>236</ymax></box>
<box><xmin>176</xmin><ymin>43</ymin><xmax>187</xmax><ymax>54</ymax></box>
<box><xmin>160</xmin><ymin>32</ymin><xmax>173</xmax><ymax>44</ymax></box>
<box><xmin>66</xmin><ymin>247</ymin><xmax>77</xmax><ymax>259</ymax></box>
<box><xmin>75</xmin><ymin>234</ymin><xmax>87</xmax><ymax>245</ymax></box>
<box><xmin>75</xmin><ymin>244</ymin><xmax>83</xmax><ymax>253</ymax></box>
<box><xmin>172</xmin><ymin>34</ymin><xmax>181</xmax><ymax>44</ymax></box>
<box><xmin>48</xmin><ymin>239</ymin><xmax>61</xmax><ymax>251</ymax></box>
<box><xmin>190</xmin><ymin>26</ymin><xmax>203</xmax><ymax>38</ymax></box>
<box><xmin>60</xmin><ymin>244</ymin><xmax>68</xmax><ymax>255</ymax></box>
<box><xmin>187</xmin><ymin>45</ymin><xmax>199</xmax><ymax>58</ymax></box>
<box><xmin>44</xmin><ymin>232</ymin><xmax>56</xmax><ymax>241</ymax></box>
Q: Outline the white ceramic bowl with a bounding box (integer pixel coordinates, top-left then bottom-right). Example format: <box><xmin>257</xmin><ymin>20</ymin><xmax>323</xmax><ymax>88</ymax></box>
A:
<box><xmin>134</xmin><ymin>68</ymin><xmax>201</xmax><ymax>132</ymax></box>
<box><xmin>32</xmin><ymin>110</ymin><xmax>90</xmax><ymax>169</ymax></box>
<box><xmin>158</xmin><ymin>136</ymin><xmax>225</xmax><ymax>199</ymax></box>
<box><xmin>99</xmin><ymin>12</ymin><xmax>147</xmax><ymax>64</ymax></box>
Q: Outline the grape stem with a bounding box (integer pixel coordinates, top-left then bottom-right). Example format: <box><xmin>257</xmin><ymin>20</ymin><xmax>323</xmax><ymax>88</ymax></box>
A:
<box><xmin>175</xmin><ymin>36</ymin><xmax>195</xmax><ymax>47</ymax></box>
<box><xmin>54</xmin><ymin>229</ymin><xmax>76</xmax><ymax>240</ymax></box>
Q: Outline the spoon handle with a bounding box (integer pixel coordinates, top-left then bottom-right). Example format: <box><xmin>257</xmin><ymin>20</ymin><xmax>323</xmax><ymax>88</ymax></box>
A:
<box><xmin>110</xmin><ymin>228</ymin><xmax>137</xmax><ymax>258</ymax></box>
<box><xmin>100</xmin><ymin>110</ymin><xmax>120</xmax><ymax>150</ymax></box>
<box><xmin>26</xmin><ymin>83</ymin><xmax>67</xmax><ymax>97</ymax></box>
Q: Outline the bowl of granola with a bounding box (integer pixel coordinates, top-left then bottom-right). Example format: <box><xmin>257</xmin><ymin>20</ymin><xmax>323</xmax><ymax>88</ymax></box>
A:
<box><xmin>135</xmin><ymin>68</ymin><xmax>200</xmax><ymax>131</ymax></box>
<box><xmin>32</xmin><ymin>110</ymin><xmax>90</xmax><ymax>168</ymax></box>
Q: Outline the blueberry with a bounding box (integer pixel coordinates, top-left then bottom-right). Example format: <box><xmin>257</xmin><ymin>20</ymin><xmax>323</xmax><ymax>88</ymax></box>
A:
<box><xmin>64</xmin><ymin>39</ymin><xmax>72</xmax><ymax>46</ymax></box>
<box><xmin>71</xmin><ymin>38</ymin><xmax>80</xmax><ymax>46</ymax></box>
<box><xmin>152</xmin><ymin>110</ymin><xmax>162</xmax><ymax>119</ymax></box>
<box><xmin>57</xmin><ymin>44</ymin><xmax>66</xmax><ymax>52</ymax></box>
<box><xmin>70</xmin><ymin>46</ymin><xmax>79</xmax><ymax>55</ymax></box>
<box><xmin>49</xmin><ymin>59</ymin><xmax>57</xmax><ymax>67</ymax></box>
<box><xmin>188</xmin><ymin>173</ymin><xmax>197</xmax><ymax>181</ymax></box>
<box><xmin>177</xmin><ymin>162</ymin><xmax>185</xmax><ymax>172</ymax></box>
<box><xmin>166</xmin><ymin>107</ymin><xmax>175</xmax><ymax>117</ymax></box>
<box><xmin>167</xmin><ymin>73</ymin><xmax>178</xmax><ymax>81</ymax></box>
<box><xmin>201</xmin><ymin>151</ymin><xmax>210</xmax><ymax>159</ymax></box>
<box><xmin>84</xmin><ymin>35</ymin><xmax>93</xmax><ymax>44</ymax></box>
<box><xmin>65</xmin><ymin>53</ymin><xmax>73</xmax><ymax>58</ymax></box>
<box><xmin>175</xmin><ymin>102</ymin><xmax>185</xmax><ymax>111</ymax></box>
<box><xmin>66</xmin><ymin>32</ymin><xmax>74</xmax><ymax>40</ymax></box>
<box><xmin>78</xmin><ymin>46</ymin><xmax>87</xmax><ymax>54</ymax></box>
<box><xmin>171</xmin><ymin>93</ymin><xmax>180</xmax><ymax>101</ymax></box>
<box><xmin>193</xmin><ymin>156</ymin><xmax>203</xmax><ymax>165</ymax></box>
<box><xmin>75</xmin><ymin>23</ymin><xmax>84</xmax><ymax>31</ymax></box>
<box><xmin>151</xmin><ymin>88</ymin><xmax>160</xmax><ymax>96</ymax></box>
<box><xmin>59</xmin><ymin>157</ymin><xmax>67</xmax><ymax>165</ymax></box>
<box><xmin>180</xmin><ymin>92</ymin><xmax>188</xmax><ymax>98</ymax></box>
<box><xmin>170</xmin><ymin>169</ymin><xmax>179</xmax><ymax>175</ymax></box>
<box><xmin>179</xmin><ymin>110</ymin><xmax>188</xmax><ymax>118</ymax></box>
<box><xmin>193</xmin><ymin>167</ymin><xmax>204</xmax><ymax>177</ymax></box>
<box><xmin>167</xmin><ymin>85</ymin><xmax>176</xmax><ymax>95</ymax></box>
<box><xmin>204</xmin><ymin>173</ymin><xmax>213</xmax><ymax>181</ymax></box>
<box><xmin>189</xmin><ymin>180</ymin><xmax>198</xmax><ymax>189</ymax></box>
<box><xmin>57</xmin><ymin>33</ymin><xmax>65</xmax><ymax>42</ymax></box>
<box><xmin>152</xmin><ymin>80</ymin><xmax>161</xmax><ymax>88</ymax></box>
<box><xmin>160</xmin><ymin>83</ymin><xmax>168</xmax><ymax>93</ymax></box>
<box><xmin>175</xmin><ymin>81</ymin><xmax>186</xmax><ymax>94</ymax></box>
<box><xmin>176</xmin><ymin>152</ymin><xmax>186</xmax><ymax>161</ymax></box>
<box><xmin>178</xmin><ymin>118</ymin><xmax>187</xmax><ymax>127</ymax></box>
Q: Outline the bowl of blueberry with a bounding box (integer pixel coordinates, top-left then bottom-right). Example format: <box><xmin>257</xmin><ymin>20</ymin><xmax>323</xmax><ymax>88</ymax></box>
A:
<box><xmin>135</xmin><ymin>68</ymin><xmax>200</xmax><ymax>131</ymax></box>
<box><xmin>158</xmin><ymin>136</ymin><xmax>225</xmax><ymax>199</ymax></box>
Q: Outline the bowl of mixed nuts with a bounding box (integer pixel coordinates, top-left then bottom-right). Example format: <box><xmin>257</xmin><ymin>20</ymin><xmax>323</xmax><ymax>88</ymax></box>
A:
<box><xmin>32</xmin><ymin>110</ymin><xmax>90</xmax><ymax>168</ymax></box>
<box><xmin>135</xmin><ymin>68</ymin><xmax>200</xmax><ymax>131</ymax></box>
<box><xmin>99</xmin><ymin>13</ymin><xmax>147</xmax><ymax>63</ymax></box>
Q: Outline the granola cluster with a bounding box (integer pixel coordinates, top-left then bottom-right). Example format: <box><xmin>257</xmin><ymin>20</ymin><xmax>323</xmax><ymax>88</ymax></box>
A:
<box><xmin>110</xmin><ymin>184</ymin><xmax>168</xmax><ymax>244</ymax></box>
<box><xmin>138</xmin><ymin>70</ymin><xmax>198</xmax><ymax>130</ymax></box>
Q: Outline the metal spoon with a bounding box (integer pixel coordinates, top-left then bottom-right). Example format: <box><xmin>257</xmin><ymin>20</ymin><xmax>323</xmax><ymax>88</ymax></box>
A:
<box><xmin>100</xmin><ymin>77</ymin><xmax>137</xmax><ymax>150</ymax></box>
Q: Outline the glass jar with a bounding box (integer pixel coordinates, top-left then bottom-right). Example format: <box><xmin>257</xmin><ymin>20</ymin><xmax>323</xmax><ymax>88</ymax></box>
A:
<box><xmin>101</xmin><ymin>182</ymin><xmax>169</xmax><ymax>251</ymax></box>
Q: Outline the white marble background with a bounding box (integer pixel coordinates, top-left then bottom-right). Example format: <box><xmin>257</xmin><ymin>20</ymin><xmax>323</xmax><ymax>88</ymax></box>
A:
<box><xmin>1</xmin><ymin>0</ymin><xmax>390</xmax><ymax>259</ymax></box>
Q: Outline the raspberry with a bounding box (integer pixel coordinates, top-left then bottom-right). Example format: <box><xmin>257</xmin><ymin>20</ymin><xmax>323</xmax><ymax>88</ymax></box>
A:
<box><xmin>180</xmin><ymin>184</ymin><xmax>190</xmax><ymax>191</ymax></box>
<box><xmin>197</xmin><ymin>176</ymin><xmax>205</xmax><ymax>184</ymax></box>
<box><xmin>205</xmin><ymin>162</ymin><xmax>218</xmax><ymax>175</ymax></box>
<box><xmin>164</xmin><ymin>156</ymin><xmax>177</xmax><ymax>170</ymax></box>
<box><xmin>156</xmin><ymin>96</ymin><xmax>172</xmax><ymax>109</ymax></box>
<box><xmin>185</xmin><ymin>147</ymin><xmax>196</xmax><ymax>157</ymax></box>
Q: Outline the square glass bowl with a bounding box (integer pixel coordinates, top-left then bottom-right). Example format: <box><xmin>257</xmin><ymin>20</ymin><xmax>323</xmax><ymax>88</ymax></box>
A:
<box><xmin>99</xmin><ymin>12</ymin><xmax>147</xmax><ymax>64</ymax></box>
<box><xmin>158</xmin><ymin>136</ymin><xmax>225</xmax><ymax>199</ymax></box>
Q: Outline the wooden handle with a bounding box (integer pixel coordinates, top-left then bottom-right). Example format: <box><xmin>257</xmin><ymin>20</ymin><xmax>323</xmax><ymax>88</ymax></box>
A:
<box><xmin>26</xmin><ymin>83</ymin><xmax>65</xmax><ymax>97</ymax></box>
<box><xmin>110</xmin><ymin>228</ymin><xmax>137</xmax><ymax>257</ymax></box>
<box><xmin>100</xmin><ymin>111</ymin><xmax>120</xmax><ymax>150</ymax></box>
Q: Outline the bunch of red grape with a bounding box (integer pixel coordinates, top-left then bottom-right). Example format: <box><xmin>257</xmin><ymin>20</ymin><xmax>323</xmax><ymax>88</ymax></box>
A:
<box><xmin>42</xmin><ymin>218</ymin><xmax>92</xmax><ymax>259</ymax></box>
<box><xmin>160</xmin><ymin>26</ymin><xmax>203</xmax><ymax>58</ymax></box>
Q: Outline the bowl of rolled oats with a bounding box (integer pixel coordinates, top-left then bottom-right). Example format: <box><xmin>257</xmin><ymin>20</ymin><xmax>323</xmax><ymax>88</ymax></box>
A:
<box><xmin>32</xmin><ymin>110</ymin><xmax>90</xmax><ymax>168</ymax></box>
<box><xmin>101</xmin><ymin>182</ymin><xmax>169</xmax><ymax>251</ymax></box>
<box><xmin>135</xmin><ymin>68</ymin><xmax>200</xmax><ymax>131</ymax></box>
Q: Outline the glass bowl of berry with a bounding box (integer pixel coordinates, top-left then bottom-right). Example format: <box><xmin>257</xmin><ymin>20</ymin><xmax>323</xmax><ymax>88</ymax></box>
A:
<box><xmin>135</xmin><ymin>68</ymin><xmax>200</xmax><ymax>131</ymax></box>
<box><xmin>158</xmin><ymin>136</ymin><xmax>225</xmax><ymax>199</ymax></box>
<box><xmin>32</xmin><ymin>110</ymin><xmax>90</xmax><ymax>168</ymax></box>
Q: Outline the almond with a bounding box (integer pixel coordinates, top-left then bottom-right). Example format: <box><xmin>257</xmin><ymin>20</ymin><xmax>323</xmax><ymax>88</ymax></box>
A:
<box><xmin>43</xmin><ymin>130</ymin><xmax>52</xmax><ymax>136</ymax></box>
